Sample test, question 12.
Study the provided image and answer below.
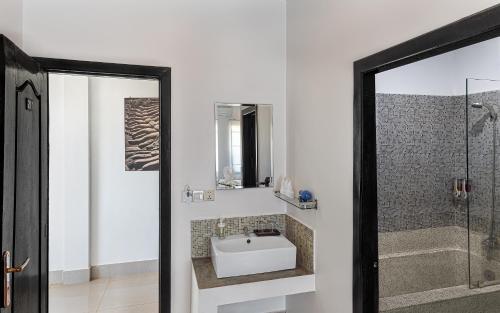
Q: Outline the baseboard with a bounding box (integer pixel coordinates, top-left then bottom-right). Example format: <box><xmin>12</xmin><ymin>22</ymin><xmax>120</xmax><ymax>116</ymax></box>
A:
<box><xmin>64</xmin><ymin>269</ymin><xmax>90</xmax><ymax>284</ymax></box>
<box><xmin>90</xmin><ymin>259</ymin><xmax>158</xmax><ymax>279</ymax></box>
<box><xmin>49</xmin><ymin>270</ymin><xmax>63</xmax><ymax>284</ymax></box>
<box><xmin>49</xmin><ymin>268</ymin><xmax>90</xmax><ymax>285</ymax></box>
<box><xmin>50</xmin><ymin>259</ymin><xmax>158</xmax><ymax>284</ymax></box>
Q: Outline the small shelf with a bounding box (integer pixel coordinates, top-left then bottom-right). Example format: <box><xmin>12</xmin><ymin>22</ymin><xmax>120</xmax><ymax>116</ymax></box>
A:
<box><xmin>274</xmin><ymin>192</ymin><xmax>318</xmax><ymax>210</ymax></box>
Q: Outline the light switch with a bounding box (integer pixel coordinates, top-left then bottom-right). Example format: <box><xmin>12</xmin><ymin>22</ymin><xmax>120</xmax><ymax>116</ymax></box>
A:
<box><xmin>192</xmin><ymin>190</ymin><xmax>204</xmax><ymax>202</ymax></box>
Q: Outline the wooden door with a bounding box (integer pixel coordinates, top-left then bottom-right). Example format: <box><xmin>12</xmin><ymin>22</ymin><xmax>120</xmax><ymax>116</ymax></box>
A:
<box><xmin>0</xmin><ymin>35</ymin><xmax>48</xmax><ymax>313</ymax></box>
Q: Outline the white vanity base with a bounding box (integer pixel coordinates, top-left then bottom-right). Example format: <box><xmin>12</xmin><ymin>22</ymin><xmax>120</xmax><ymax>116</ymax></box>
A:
<box><xmin>191</xmin><ymin>266</ymin><xmax>316</xmax><ymax>313</ymax></box>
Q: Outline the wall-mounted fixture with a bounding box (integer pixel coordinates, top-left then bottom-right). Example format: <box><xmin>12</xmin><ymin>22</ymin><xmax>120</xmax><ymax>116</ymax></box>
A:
<box><xmin>182</xmin><ymin>185</ymin><xmax>215</xmax><ymax>203</ymax></box>
<box><xmin>273</xmin><ymin>177</ymin><xmax>317</xmax><ymax>210</ymax></box>
<box><xmin>274</xmin><ymin>192</ymin><xmax>318</xmax><ymax>210</ymax></box>
<box><xmin>452</xmin><ymin>178</ymin><xmax>470</xmax><ymax>201</ymax></box>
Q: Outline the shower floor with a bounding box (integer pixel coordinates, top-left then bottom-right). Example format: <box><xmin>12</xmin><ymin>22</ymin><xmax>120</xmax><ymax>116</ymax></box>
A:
<box><xmin>380</xmin><ymin>283</ymin><xmax>500</xmax><ymax>313</ymax></box>
<box><xmin>379</xmin><ymin>227</ymin><xmax>500</xmax><ymax>313</ymax></box>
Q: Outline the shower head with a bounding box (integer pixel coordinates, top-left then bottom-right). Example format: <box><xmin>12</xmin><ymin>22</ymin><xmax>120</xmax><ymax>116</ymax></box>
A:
<box><xmin>472</xmin><ymin>102</ymin><xmax>498</xmax><ymax>120</ymax></box>
<box><xmin>471</xmin><ymin>114</ymin><xmax>490</xmax><ymax>136</ymax></box>
<box><xmin>470</xmin><ymin>102</ymin><xmax>498</xmax><ymax>136</ymax></box>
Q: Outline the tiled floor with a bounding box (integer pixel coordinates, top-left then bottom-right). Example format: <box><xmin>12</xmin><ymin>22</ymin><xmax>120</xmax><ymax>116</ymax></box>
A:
<box><xmin>49</xmin><ymin>272</ymin><xmax>158</xmax><ymax>313</ymax></box>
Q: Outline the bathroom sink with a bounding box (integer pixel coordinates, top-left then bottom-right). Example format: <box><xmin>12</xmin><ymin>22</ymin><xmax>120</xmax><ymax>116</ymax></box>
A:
<box><xmin>210</xmin><ymin>234</ymin><xmax>297</xmax><ymax>278</ymax></box>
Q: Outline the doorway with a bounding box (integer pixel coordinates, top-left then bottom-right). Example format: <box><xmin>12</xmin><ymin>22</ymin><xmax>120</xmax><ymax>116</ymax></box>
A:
<box><xmin>37</xmin><ymin>59</ymin><xmax>172</xmax><ymax>313</ymax></box>
<box><xmin>353</xmin><ymin>5</ymin><xmax>500</xmax><ymax>313</ymax></box>
<box><xmin>0</xmin><ymin>35</ymin><xmax>170</xmax><ymax>313</ymax></box>
<box><xmin>47</xmin><ymin>73</ymin><xmax>160</xmax><ymax>313</ymax></box>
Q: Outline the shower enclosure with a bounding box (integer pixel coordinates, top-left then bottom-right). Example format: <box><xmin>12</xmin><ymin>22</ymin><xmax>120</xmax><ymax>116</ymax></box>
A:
<box><xmin>467</xmin><ymin>78</ymin><xmax>500</xmax><ymax>288</ymax></box>
<box><xmin>376</xmin><ymin>80</ymin><xmax>500</xmax><ymax>313</ymax></box>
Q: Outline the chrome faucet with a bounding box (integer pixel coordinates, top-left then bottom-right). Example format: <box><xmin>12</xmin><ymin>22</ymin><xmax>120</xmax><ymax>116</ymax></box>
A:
<box><xmin>243</xmin><ymin>226</ymin><xmax>250</xmax><ymax>237</ymax></box>
<box><xmin>270</xmin><ymin>222</ymin><xmax>277</xmax><ymax>232</ymax></box>
<box><xmin>257</xmin><ymin>220</ymin><xmax>266</xmax><ymax>231</ymax></box>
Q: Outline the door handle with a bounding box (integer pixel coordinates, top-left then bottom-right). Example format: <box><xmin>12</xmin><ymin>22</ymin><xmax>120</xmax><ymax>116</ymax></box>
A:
<box><xmin>6</xmin><ymin>257</ymin><xmax>30</xmax><ymax>273</ymax></box>
<box><xmin>2</xmin><ymin>251</ymin><xmax>30</xmax><ymax>308</ymax></box>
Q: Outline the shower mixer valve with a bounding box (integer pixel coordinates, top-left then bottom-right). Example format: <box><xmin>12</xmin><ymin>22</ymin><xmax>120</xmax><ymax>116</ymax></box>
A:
<box><xmin>453</xmin><ymin>178</ymin><xmax>471</xmax><ymax>201</ymax></box>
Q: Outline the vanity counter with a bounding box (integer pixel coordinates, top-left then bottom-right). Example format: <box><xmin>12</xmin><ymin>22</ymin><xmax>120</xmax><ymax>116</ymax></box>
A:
<box><xmin>191</xmin><ymin>258</ymin><xmax>315</xmax><ymax>313</ymax></box>
<box><xmin>192</xmin><ymin>257</ymin><xmax>312</xmax><ymax>289</ymax></box>
<box><xmin>190</xmin><ymin>215</ymin><xmax>315</xmax><ymax>313</ymax></box>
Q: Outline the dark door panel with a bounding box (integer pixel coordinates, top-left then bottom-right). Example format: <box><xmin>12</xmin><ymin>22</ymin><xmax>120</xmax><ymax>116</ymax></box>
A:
<box><xmin>13</xmin><ymin>81</ymin><xmax>41</xmax><ymax>313</ymax></box>
<box><xmin>0</xmin><ymin>35</ymin><xmax>48</xmax><ymax>313</ymax></box>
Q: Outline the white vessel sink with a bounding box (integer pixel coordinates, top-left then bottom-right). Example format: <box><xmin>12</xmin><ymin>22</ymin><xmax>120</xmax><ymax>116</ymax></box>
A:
<box><xmin>211</xmin><ymin>234</ymin><xmax>297</xmax><ymax>278</ymax></box>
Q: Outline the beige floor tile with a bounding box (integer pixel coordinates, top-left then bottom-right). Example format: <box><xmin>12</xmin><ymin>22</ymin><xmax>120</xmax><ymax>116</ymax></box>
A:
<box><xmin>99</xmin><ymin>283</ymin><xmax>159</xmax><ymax>310</ymax></box>
<box><xmin>49</xmin><ymin>279</ymin><xmax>108</xmax><ymax>313</ymax></box>
<box><xmin>108</xmin><ymin>272</ymin><xmax>158</xmax><ymax>287</ymax></box>
<box><xmin>97</xmin><ymin>302</ymin><xmax>158</xmax><ymax>313</ymax></box>
<box><xmin>50</xmin><ymin>278</ymin><xmax>108</xmax><ymax>293</ymax></box>
<box><xmin>49</xmin><ymin>273</ymin><xmax>158</xmax><ymax>313</ymax></box>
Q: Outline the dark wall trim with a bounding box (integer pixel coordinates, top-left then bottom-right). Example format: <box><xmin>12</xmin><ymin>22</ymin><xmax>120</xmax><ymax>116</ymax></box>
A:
<box><xmin>353</xmin><ymin>5</ymin><xmax>500</xmax><ymax>313</ymax></box>
<box><xmin>35</xmin><ymin>58</ymin><xmax>170</xmax><ymax>79</ymax></box>
<box><xmin>35</xmin><ymin>58</ymin><xmax>171</xmax><ymax>313</ymax></box>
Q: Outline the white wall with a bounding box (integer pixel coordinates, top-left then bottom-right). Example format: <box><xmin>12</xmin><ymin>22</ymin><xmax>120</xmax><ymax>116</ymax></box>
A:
<box><xmin>49</xmin><ymin>75</ymin><xmax>159</xmax><ymax>275</ymax></box>
<box><xmin>22</xmin><ymin>1</ymin><xmax>286</xmax><ymax>312</ymax></box>
<box><xmin>285</xmin><ymin>1</ymin><xmax>500</xmax><ymax>313</ymax></box>
<box><xmin>89</xmin><ymin>77</ymin><xmax>159</xmax><ymax>266</ymax></box>
<box><xmin>453</xmin><ymin>38</ymin><xmax>500</xmax><ymax>94</ymax></box>
<box><xmin>0</xmin><ymin>0</ymin><xmax>23</xmax><ymax>47</ymax></box>
<box><xmin>63</xmin><ymin>76</ymin><xmax>91</xmax><ymax>271</ymax></box>
<box><xmin>376</xmin><ymin>36</ymin><xmax>500</xmax><ymax>95</ymax></box>
<box><xmin>48</xmin><ymin>75</ymin><xmax>65</xmax><ymax>271</ymax></box>
<box><xmin>375</xmin><ymin>50</ymin><xmax>459</xmax><ymax>95</ymax></box>
<box><xmin>49</xmin><ymin>74</ymin><xmax>90</xmax><ymax>273</ymax></box>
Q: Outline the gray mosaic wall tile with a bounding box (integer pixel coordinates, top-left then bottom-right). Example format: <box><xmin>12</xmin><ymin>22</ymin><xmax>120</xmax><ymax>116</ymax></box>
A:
<box><xmin>285</xmin><ymin>215</ymin><xmax>314</xmax><ymax>273</ymax></box>
<box><xmin>376</xmin><ymin>92</ymin><xmax>500</xmax><ymax>236</ymax></box>
<box><xmin>376</xmin><ymin>93</ymin><xmax>466</xmax><ymax>233</ymax></box>
<box><xmin>191</xmin><ymin>214</ymin><xmax>286</xmax><ymax>258</ymax></box>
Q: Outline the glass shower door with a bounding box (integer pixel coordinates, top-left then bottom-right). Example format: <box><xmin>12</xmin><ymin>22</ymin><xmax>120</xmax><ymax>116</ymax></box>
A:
<box><xmin>467</xmin><ymin>78</ymin><xmax>500</xmax><ymax>288</ymax></box>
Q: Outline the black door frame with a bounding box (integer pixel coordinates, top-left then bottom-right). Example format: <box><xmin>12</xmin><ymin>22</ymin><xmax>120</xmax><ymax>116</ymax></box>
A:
<box><xmin>353</xmin><ymin>5</ymin><xmax>500</xmax><ymax>313</ymax></box>
<box><xmin>35</xmin><ymin>58</ymin><xmax>171</xmax><ymax>313</ymax></box>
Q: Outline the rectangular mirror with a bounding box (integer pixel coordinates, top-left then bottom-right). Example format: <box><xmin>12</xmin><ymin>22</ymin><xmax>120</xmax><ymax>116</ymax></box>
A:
<box><xmin>215</xmin><ymin>103</ymin><xmax>273</xmax><ymax>189</ymax></box>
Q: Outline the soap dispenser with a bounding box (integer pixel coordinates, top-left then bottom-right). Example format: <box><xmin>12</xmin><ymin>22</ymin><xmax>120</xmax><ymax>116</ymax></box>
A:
<box><xmin>217</xmin><ymin>217</ymin><xmax>226</xmax><ymax>239</ymax></box>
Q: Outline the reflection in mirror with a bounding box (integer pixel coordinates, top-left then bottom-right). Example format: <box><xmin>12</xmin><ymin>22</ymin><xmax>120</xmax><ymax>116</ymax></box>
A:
<box><xmin>215</xmin><ymin>103</ymin><xmax>273</xmax><ymax>189</ymax></box>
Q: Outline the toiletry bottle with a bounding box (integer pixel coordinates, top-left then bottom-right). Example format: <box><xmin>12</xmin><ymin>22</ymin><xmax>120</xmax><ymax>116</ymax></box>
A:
<box><xmin>217</xmin><ymin>217</ymin><xmax>226</xmax><ymax>239</ymax></box>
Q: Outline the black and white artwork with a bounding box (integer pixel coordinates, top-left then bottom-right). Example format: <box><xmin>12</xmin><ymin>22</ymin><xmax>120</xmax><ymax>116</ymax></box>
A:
<box><xmin>124</xmin><ymin>98</ymin><xmax>160</xmax><ymax>171</ymax></box>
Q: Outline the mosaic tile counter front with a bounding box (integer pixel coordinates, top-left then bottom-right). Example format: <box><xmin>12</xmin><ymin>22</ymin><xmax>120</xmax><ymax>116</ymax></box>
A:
<box><xmin>191</xmin><ymin>214</ymin><xmax>314</xmax><ymax>273</ymax></box>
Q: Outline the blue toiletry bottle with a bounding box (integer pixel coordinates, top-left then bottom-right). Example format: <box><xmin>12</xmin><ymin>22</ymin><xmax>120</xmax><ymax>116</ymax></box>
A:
<box><xmin>298</xmin><ymin>190</ymin><xmax>313</xmax><ymax>202</ymax></box>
